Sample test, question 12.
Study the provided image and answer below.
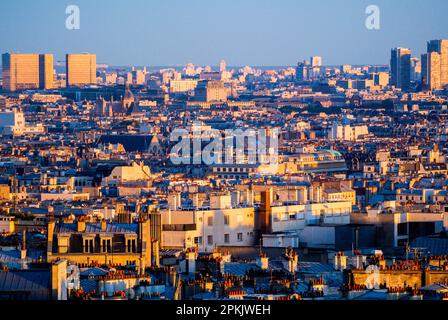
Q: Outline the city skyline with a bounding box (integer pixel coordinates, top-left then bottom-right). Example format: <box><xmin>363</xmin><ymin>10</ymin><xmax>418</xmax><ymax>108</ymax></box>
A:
<box><xmin>2</xmin><ymin>0</ymin><xmax>448</xmax><ymax>308</ymax></box>
<box><xmin>1</xmin><ymin>0</ymin><xmax>448</xmax><ymax>66</ymax></box>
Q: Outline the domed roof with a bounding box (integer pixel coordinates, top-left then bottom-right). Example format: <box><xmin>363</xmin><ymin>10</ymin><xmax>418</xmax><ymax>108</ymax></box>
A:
<box><xmin>322</xmin><ymin>149</ymin><xmax>342</xmax><ymax>157</ymax></box>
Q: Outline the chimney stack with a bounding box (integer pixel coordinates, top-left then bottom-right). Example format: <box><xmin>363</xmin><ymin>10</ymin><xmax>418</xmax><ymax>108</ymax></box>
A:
<box><xmin>257</xmin><ymin>253</ymin><xmax>269</xmax><ymax>270</ymax></box>
<box><xmin>186</xmin><ymin>250</ymin><xmax>196</xmax><ymax>274</ymax></box>
<box><xmin>77</xmin><ymin>218</ymin><xmax>86</xmax><ymax>232</ymax></box>
<box><xmin>20</xmin><ymin>230</ymin><xmax>27</xmax><ymax>260</ymax></box>
<box><xmin>101</xmin><ymin>219</ymin><xmax>107</xmax><ymax>231</ymax></box>
<box><xmin>334</xmin><ymin>252</ymin><xmax>347</xmax><ymax>271</ymax></box>
<box><xmin>151</xmin><ymin>240</ymin><xmax>160</xmax><ymax>267</ymax></box>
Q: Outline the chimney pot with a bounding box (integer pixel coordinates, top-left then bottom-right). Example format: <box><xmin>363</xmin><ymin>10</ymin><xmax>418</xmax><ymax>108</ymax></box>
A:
<box><xmin>77</xmin><ymin>219</ymin><xmax>86</xmax><ymax>232</ymax></box>
<box><xmin>101</xmin><ymin>219</ymin><xmax>107</xmax><ymax>231</ymax></box>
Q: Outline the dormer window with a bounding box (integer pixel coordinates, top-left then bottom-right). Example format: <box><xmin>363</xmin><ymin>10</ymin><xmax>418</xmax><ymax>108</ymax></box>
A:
<box><xmin>125</xmin><ymin>236</ymin><xmax>137</xmax><ymax>253</ymax></box>
<box><xmin>82</xmin><ymin>235</ymin><xmax>95</xmax><ymax>253</ymax></box>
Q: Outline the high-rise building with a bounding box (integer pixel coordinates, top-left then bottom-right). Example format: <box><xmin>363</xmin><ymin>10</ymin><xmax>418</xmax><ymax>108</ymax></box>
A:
<box><xmin>219</xmin><ymin>60</ymin><xmax>227</xmax><ymax>73</ymax></box>
<box><xmin>195</xmin><ymin>80</ymin><xmax>228</xmax><ymax>102</ymax></box>
<box><xmin>422</xmin><ymin>52</ymin><xmax>441</xmax><ymax>91</ymax></box>
<box><xmin>341</xmin><ymin>64</ymin><xmax>352</xmax><ymax>74</ymax></box>
<box><xmin>39</xmin><ymin>54</ymin><xmax>54</xmax><ymax>89</ymax></box>
<box><xmin>390</xmin><ymin>47</ymin><xmax>411</xmax><ymax>91</ymax></box>
<box><xmin>170</xmin><ymin>79</ymin><xmax>198</xmax><ymax>93</ymax></box>
<box><xmin>296</xmin><ymin>61</ymin><xmax>309</xmax><ymax>82</ymax></box>
<box><xmin>66</xmin><ymin>53</ymin><xmax>97</xmax><ymax>87</ymax></box>
<box><xmin>184</xmin><ymin>63</ymin><xmax>196</xmax><ymax>76</ymax></box>
<box><xmin>2</xmin><ymin>53</ymin><xmax>54</xmax><ymax>92</ymax></box>
<box><xmin>310</xmin><ymin>56</ymin><xmax>323</xmax><ymax>79</ymax></box>
<box><xmin>422</xmin><ymin>39</ymin><xmax>448</xmax><ymax>91</ymax></box>
<box><xmin>310</xmin><ymin>56</ymin><xmax>322</xmax><ymax>67</ymax></box>
<box><xmin>131</xmin><ymin>69</ymin><xmax>146</xmax><ymax>85</ymax></box>
<box><xmin>410</xmin><ymin>57</ymin><xmax>421</xmax><ymax>82</ymax></box>
<box><xmin>372</xmin><ymin>72</ymin><xmax>390</xmax><ymax>88</ymax></box>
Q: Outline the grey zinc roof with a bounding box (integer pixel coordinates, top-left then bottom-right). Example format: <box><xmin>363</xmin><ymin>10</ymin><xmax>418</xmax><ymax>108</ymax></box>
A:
<box><xmin>54</xmin><ymin>223</ymin><xmax>139</xmax><ymax>234</ymax></box>
<box><xmin>223</xmin><ymin>263</ymin><xmax>260</xmax><ymax>276</ymax></box>
<box><xmin>80</xmin><ymin>267</ymin><xmax>108</xmax><ymax>277</ymax></box>
<box><xmin>0</xmin><ymin>271</ymin><xmax>50</xmax><ymax>292</ymax></box>
<box><xmin>80</xmin><ymin>279</ymin><xmax>99</xmax><ymax>293</ymax></box>
<box><xmin>297</xmin><ymin>262</ymin><xmax>335</xmax><ymax>274</ymax></box>
<box><xmin>0</xmin><ymin>250</ymin><xmax>44</xmax><ymax>269</ymax></box>
<box><xmin>411</xmin><ymin>237</ymin><xmax>448</xmax><ymax>256</ymax></box>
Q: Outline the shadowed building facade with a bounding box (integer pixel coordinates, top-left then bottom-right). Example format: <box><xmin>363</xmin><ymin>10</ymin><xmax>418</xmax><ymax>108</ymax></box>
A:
<box><xmin>46</xmin><ymin>218</ymin><xmax>152</xmax><ymax>271</ymax></box>
<box><xmin>390</xmin><ymin>47</ymin><xmax>411</xmax><ymax>92</ymax></box>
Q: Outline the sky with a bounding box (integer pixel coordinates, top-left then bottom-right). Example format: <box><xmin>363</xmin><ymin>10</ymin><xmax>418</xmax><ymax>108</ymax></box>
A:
<box><xmin>0</xmin><ymin>0</ymin><xmax>447</xmax><ymax>67</ymax></box>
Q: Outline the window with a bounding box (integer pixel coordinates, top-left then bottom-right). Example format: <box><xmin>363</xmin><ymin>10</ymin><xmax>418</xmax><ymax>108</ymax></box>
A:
<box><xmin>102</xmin><ymin>239</ymin><xmax>112</xmax><ymax>253</ymax></box>
<box><xmin>224</xmin><ymin>215</ymin><xmax>230</xmax><ymax>225</ymax></box>
<box><xmin>84</xmin><ymin>239</ymin><xmax>94</xmax><ymax>253</ymax></box>
<box><xmin>207</xmin><ymin>235</ymin><xmax>213</xmax><ymax>245</ymax></box>
<box><xmin>194</xmin><ymin>236</ymin><xmax>203</xmax><ymax>245</ymax></box>
<box><xmin>127</xmin><ymin>239</ymin><xmax>137</xmax><ymax>253</ymax></box>
<box><xmin>224</xmin><ymin>234</ymin><xmax>230</xmax><ymax>244</ymax></box>
<box><xmin>237</xmin><ymin>233</ymin><xmax>243</xmax><ymax>242</ymax></box>
<box><xmin>397</xmin><ymin>223</ymin><xmax>408</xmax><ymax>236</ymax></box>
<box><xmin>207</xmin><ymin>217</ymin><xmax>213</xmax><ymax>226</ymax></box>
<box><xmin>58</xmin><ymin>237</ymin><xmax>69</xmax><ymax>254</ymax></box>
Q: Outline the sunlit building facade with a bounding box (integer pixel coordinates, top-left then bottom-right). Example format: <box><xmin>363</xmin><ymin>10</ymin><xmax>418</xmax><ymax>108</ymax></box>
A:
<box><xmin>66</xmin><ymin>53</ymin><xmax>97</xmax><ymax>87</ymax></box>
<box><xmin>422</xmin><ymin>39</ymin><xmax>448</xmax><ymax>91</ymax></box>
<box><xmin>2</xmin><ymin>53</ymin><xmax>54</xmax><ymax>91</ymax></box>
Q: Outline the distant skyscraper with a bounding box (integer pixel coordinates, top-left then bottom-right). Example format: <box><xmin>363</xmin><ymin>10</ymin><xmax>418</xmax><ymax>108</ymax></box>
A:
<box><xmin>66</xmin><ymin>53</ymin><xmax>97</xmax><ymax>87</ymax></box>
<box><xmin>410</xmin><ymin>57</ymin><xmax>421</xmax><ymax>82</ymax></box>
<box><xmin>422</xmin><ymin>52</ymin><xmax>441</xmax><ymax>91</ymax></box>
<box><xmin>310</xmin><ymin>56</ymin><xmax>322</xmax><ymax>67</ymax></box>
<box><xmin>39</xmin><ymin>54</ymin><xmax>54</xmax><ymax>89</ymax></box>
<box><xmin>296</xmin><ymin>61</ymin><xmax>309</xmax><ymax>82</ymax></box>
<box><xmin>2</xmin><ymin>53</ymin><xmax>54</xmax><ymax>92</ymax></box>
<box><xmin>309</xmin><ymin>56</ymin><xmax>323</xmax><ymax>79</ymax></box>
<box><xmin>185</xmin><ymin>63</ymin><xmax>196</xmax><ymax>77</ymax></box>
<box><xmin>390</xmin><ymin>47</ymin><xmax>411</xmax><ymax>91</ymax></box>
<box><xmin>422</xmin><ymin>39</ymin><xmax>448</xmax><ymax>91</ymax></box>
<box><xmin>372</xmin><ymin>72</ymin><xmax>390</xmax><ymax>88</ymax></box>
<box><xmin>341</xmin><ymin>64</ymin><xmax>352</xmax><ymax>74</ymax></box>
<box><xmin>219</xmin><ymin>60</ymin><xmax>227</xmax><ymax>73</ymax></box>
<box><xmin>131</xmin><ymin>69</ymin><xmax>146</xmax><ymax>85</ymax></box>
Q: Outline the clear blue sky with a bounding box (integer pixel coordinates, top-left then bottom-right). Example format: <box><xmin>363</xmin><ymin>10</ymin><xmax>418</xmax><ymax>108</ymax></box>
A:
<box><xmin>1</xmin><ymin>0</ymin><xmax>447</xmax><ymax>66</ymax></box>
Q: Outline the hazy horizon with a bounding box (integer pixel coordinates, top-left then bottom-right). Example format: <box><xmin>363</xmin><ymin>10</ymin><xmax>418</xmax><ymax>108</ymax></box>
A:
<box><xmin>1</xmin><ymin>0</ymin><xmax>447</xmax><ymax>66</ymax></box>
